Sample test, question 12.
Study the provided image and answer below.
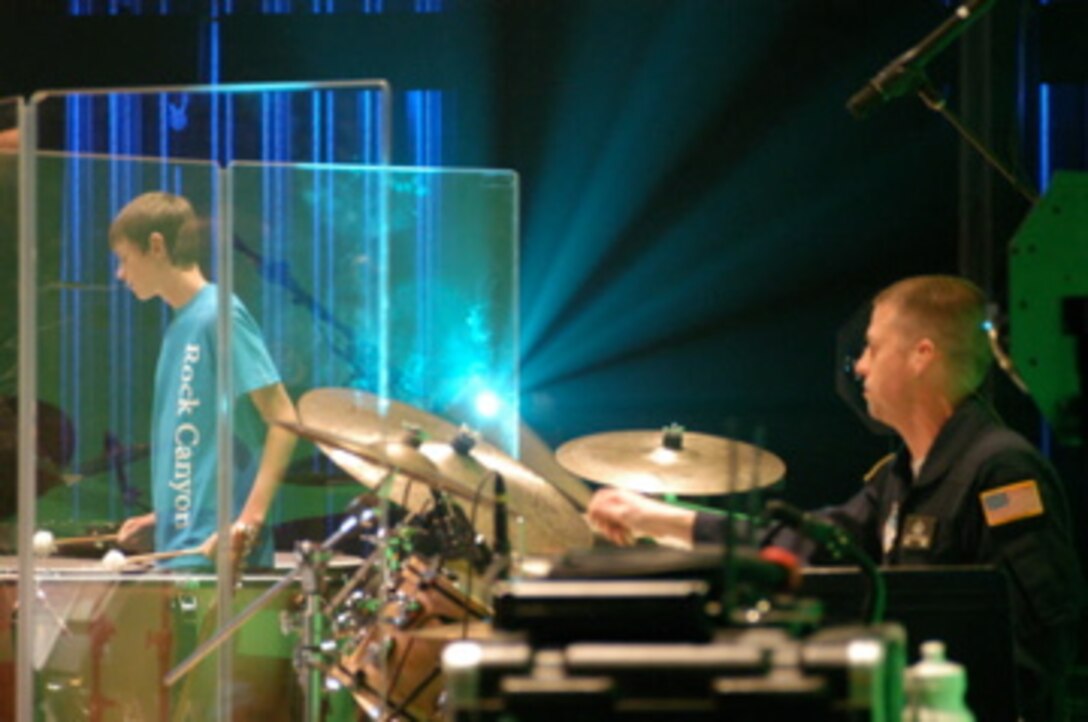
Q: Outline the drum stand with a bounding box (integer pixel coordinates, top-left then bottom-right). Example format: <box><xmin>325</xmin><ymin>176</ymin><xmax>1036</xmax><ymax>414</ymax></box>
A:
<box><xmin>296</xmin><ymin>540</ymin><xmax>333</xmax><ymax>722</ymax></box>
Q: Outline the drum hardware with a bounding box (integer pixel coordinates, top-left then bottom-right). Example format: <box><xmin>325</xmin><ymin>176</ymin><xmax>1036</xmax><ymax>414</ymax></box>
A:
<box><xmin>297</xmin><ymin>388</ymin><xmax>593</xmax><ymax>556</ymax></box>
<box><xmin>416</xmin><ymin>438</ymin><xmax>590</xmax><ymax>556</ymax></box>
<box><xmin>334</xmin><ymin>552</ymin><xmax>493</xmax><ymax>722</ymax></box>
<box><xmin>320</xmin><ymin>490</ymin><xmax>494</xmax><ymax>721</ymax></box>
<box><xmin>286</xmin><ymin>388</ymin><xmax>593</xmax><ymax>718</ymax></box>
<box><xmin>296</xmin><ymin>540</ymin><xmax>335</xmax><ymax>722</ymax></box>
<box><xmin>164</xmin><ymin>495</ymin><xmax>383</xmax><ymax>722</ymax></box>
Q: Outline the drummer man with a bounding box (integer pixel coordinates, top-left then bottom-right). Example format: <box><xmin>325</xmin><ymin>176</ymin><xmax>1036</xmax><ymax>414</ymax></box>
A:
<box><xmin>586</xmin><ymin>274</ymin><xmax>1083</xmax><ymax>722</ymax></box>
<box><xmin>111</xmin><ymin>192</ymin><xmax>297</xmax><ymax>572</ymax></box>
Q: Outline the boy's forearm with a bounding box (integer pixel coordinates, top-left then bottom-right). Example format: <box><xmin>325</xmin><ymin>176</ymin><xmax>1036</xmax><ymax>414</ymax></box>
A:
<box><xmin>238</xmin><ymin>383</ymin><xmax>297</xmax><ymax>525</ymax></box>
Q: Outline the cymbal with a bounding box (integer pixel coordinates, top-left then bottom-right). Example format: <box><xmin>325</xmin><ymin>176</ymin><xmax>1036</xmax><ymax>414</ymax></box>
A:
<box><xmin>556</xmin><ymin>426</ymin><xmax>786</xmax><ymax>495</ymax></box>
<box><xmin>297</xmin><ymin>388</ymin><xmax>592</xmax><ymax>555</ymax></box>
<box><xmin>300</xmin><ymin>388</ymin><xmax>463</xmax><ymax>446</ymax></box>
<box><xmin>282</xmin><ymin>454</ymin><xmax>358</xmax><ymax>487</ymax></box>
<box><xmin>273</xmin><ymin>420</ymin><xmax>483</xmax><ymax>508</ymax></box>
<box><xmin>296</xmin><ymin>389</ymin><xmax>471</xmax><ymax>513</ymax></box>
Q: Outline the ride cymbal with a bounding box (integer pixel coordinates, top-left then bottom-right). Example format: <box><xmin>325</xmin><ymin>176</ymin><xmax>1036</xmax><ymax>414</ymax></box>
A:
<box><xmin>556</xmin><ymin>426</ymin><xmax>786</xmax><ymax>495</ymax></box>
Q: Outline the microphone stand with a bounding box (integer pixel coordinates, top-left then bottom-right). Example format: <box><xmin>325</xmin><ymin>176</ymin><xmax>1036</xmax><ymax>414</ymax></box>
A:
<box><xmin>820</xmin><ymin>523</ymin><xmax>887</xmax><ymax>626</ymax></box>
<box><xmin>480</xmin><ymin>471</ymin><xmax>510</xmax><ymax>588</ymax></box>
<box><xmin>846</xmin><ymin>0</ymin><xmax>1039</xmax><ymax>205</ymax></box>
<box><xmin>915</xmin><ymin>79</ymin><xmax>1039</xmax><ymax>205</ymax></box>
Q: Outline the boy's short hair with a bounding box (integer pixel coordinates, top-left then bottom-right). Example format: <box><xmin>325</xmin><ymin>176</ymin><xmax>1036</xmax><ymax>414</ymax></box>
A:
<box><xmin>109</xmin><ymin>192</ymin><xmax>204</xmax><ymax>268</ymax></box>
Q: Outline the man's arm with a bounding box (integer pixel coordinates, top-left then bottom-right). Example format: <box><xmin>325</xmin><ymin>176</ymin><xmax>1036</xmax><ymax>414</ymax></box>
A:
<box><xmin>587</xmin><ymin>488</ymin><xmax>697</xmax><ymax>547</ymax></box>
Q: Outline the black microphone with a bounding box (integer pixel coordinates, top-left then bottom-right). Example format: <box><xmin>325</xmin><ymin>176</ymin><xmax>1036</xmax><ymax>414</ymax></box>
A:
<box><xmin>493</xmin><ymin>472</ymin><xmax>510</xmax><ymax>558</ymax></box>
<box><xmin>763</xmin><ymin>500</ymin><xmax>855</xmax><ymax>559</ymax></box>
<box><xmin>478</xmin><ymin>472</ymin><xmax>511</xmax><ymax>584</ymax></box>
<box><xmin>734</xmin><ymin>546</ymin><xmax>803</xmax><ymax>593</ymax></box>
<box><xmin>763</xmin><ymin>500</ymin><xmax>886</xmax><ymax>623</ymax></box>
<box><xmin>847</xmin><ymin>0</ymin><xmax>998</xmax><ymax>119</ymax></box>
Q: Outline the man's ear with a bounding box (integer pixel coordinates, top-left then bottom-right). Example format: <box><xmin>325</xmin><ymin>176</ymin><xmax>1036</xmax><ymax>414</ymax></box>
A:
<box><xmin>911</xmin><ymin>337</ymin><xmax>937</xmax><ymax>375</ymax></box>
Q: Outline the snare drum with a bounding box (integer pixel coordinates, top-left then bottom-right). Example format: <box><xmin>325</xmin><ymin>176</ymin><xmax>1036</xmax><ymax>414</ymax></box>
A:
<box><xmin>340</xmin><ymin>556</ymin><xmax>490</xmax><ymax>721</ymax></box>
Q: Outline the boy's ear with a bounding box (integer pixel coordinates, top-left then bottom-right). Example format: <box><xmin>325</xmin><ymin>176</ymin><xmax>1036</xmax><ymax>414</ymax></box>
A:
<box><xmin>147</xmin><ymin>231</ymin><xmax>166</xmax><ymax>258</ymax></box>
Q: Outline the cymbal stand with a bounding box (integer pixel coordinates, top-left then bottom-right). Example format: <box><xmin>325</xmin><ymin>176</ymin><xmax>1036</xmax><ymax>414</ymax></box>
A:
<box><xmin>296</xmin><ymin>540</ymin><xmax>332</xmax><ymax>722</ymax></box>
<box><xmin>724</xmin><ymin>425</ymin><xmax>739</xmax><ymax>614</ymax></box>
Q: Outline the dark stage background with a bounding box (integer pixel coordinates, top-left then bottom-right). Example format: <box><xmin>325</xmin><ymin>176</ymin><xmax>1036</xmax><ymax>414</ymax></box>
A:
<box><xmin>0</xmin><ymin>0</ymin><xmax>1079</xmax><ymax>518</ymax></box>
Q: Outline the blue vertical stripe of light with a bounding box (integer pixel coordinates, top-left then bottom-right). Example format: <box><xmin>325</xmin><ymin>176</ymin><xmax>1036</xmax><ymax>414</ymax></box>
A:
<box><xmin>407</xmin><ymin>90</ymin><xmax>443</xmax><ymax>404</ymax></box>
<box><xmin>63</xmin><ymin>94</ymin><xmax>95</xmax><ymax>517</ymax></box>
<box><xmin>1038</xmin><ymin>83</ymin><xmax>1051</xmax><ymax>193</ymax></box>
<box><xmin>1036</xmin><ymin>0</ymin><xmax>1052</xmax><ymax>456</ymax></box>
<box><xmin>106</xmin><ymin>97</ymin><xmax>118</xmax><ymax>517</ymax></box>
<box><xmin>1037</xmin><ymin>0</ymin><xmax>1052</xmax><ymax>194</ymax></box>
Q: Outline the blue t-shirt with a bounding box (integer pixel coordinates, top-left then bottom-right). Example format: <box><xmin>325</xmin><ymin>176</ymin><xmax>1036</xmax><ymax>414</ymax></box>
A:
<box><xmin>151</xmin><ymin>284</ymin><xmax>280</xmax><ymax>569</ymax></box>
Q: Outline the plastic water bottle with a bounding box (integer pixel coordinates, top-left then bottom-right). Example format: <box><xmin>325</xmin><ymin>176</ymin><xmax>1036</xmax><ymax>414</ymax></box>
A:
<box><xmin>903</xmin><ymin>640</ymin><xmax>974</xmax><ymax>722</ymax></box>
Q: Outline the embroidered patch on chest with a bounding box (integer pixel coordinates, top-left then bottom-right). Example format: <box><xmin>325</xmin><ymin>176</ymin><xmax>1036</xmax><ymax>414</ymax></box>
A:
<box><xmin>882</xmin><ymin>501</ymin><xmax>900</xmax><ymax>556</ymax></box>
<box><xmin>900</xmin><ymin>515</ymin><xmax>937</xmax><ymax>550</ymax></box>
<box><xmin>979</xmin><ymin>480</ymin><xmax>1045</xmax><ymax>527</ymax></box>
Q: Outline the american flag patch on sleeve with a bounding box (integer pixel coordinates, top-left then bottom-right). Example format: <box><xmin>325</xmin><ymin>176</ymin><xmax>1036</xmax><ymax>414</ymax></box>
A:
<box><xmin>979</xmin><ymin>480</ymin><xmax>1045</xmax><ymax>527</ymax></box>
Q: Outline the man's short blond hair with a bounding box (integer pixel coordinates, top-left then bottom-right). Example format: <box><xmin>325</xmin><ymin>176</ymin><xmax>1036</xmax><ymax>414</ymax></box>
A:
<box><xmin>874</xmin><ymin>275</ymin><xmax>992</xmax><ymax>400</ymax></box>
<box><xmin>108</xmin><ymin>192</ymin><xmax>204</xmax><ymax>268</ymax></box>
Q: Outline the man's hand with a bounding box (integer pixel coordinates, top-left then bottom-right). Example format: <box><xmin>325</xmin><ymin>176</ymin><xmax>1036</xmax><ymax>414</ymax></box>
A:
<box><xmin>586</xmin><ymin>488</ymin><xmax>696</xmax><ymax>547</ymax></box>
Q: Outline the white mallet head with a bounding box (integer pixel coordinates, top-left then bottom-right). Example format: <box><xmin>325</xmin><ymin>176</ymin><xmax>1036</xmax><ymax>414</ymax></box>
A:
<box><xmin>101</xmin><ymin>549</ymin><xmax>127</xmax><ymax>572</ymax></box>
<box><xmin>32</xmin><ymin>530</ymin><xmax>56</xmax><ymax>557</ymax></box>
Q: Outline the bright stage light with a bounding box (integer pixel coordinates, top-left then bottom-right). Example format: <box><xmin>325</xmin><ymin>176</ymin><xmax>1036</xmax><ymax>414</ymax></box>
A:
<box><xmin>474</xmin><ymin>389</ymin><xmax>502</xmax><ymax>418</ymax></box>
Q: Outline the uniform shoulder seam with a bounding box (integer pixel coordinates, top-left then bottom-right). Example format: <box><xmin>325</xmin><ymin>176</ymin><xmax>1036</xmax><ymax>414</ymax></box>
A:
<box><xmin>863</xmin><ymin>452</ymin><xmax>896</xmax><ymax>484</ymax></box>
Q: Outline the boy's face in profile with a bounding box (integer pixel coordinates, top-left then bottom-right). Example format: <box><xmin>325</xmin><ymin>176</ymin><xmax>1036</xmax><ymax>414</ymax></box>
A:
<box><xmin>112</xmin><ymin>234</ymin><xmax>166</xmax><ymax>302</ymax></box>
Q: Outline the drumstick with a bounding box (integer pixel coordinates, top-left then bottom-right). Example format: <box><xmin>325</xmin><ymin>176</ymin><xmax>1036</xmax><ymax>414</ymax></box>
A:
<box><xmin>55</xmin><ymin>533</ymin><xmax>120</xmax><ymax>547</ymax></box>
<box><xmin>123</xmin><ymin>546</ymin><xmax>206</xmax><ymax>566</ymax></box>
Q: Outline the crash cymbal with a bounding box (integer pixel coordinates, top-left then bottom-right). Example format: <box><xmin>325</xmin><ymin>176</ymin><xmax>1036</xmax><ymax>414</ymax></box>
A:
<box><xmin>556</xmin><ymin>426</ymin><xmax>786</xmax><ymax>495</ymax></box>
<box><xmin>299</xmin><ymin>388</ymin><xmax>462</xmax><ymax>447</ymax></box>
<box><xmin>298</xmin><ymin>388</ymin><xmax>592</xmax><ymax>555</ymax></box>
<box><xmin>296</xmin><ymin>389</ymin><xmax>470</xmax><ymax>513</ymax></box>
<box><xmin>273</xmin><ymin>420</ymin><xmax>482</xmax><ymax>508</ymax></box>
<box><xmin>419</xmin><ymin>440</ymin><xmax>593</xmax><ymax>556</ymax></box>
<box><xmin>282</xmin><ymin>454</ymin><xmax>358</xmax><ymax>487</ymax></box>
